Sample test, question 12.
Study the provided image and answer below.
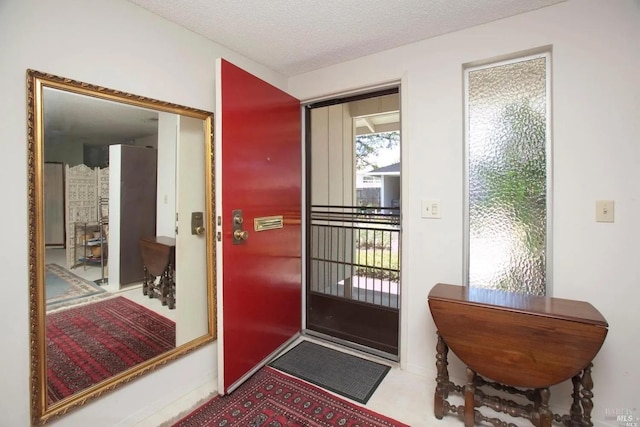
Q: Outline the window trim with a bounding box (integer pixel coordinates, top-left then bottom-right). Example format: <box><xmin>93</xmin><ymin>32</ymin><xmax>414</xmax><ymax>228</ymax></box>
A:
<box><xmin>462</xmin><ymin>51</ymin><xmax>553</xmax><ymax>295</ymax></box>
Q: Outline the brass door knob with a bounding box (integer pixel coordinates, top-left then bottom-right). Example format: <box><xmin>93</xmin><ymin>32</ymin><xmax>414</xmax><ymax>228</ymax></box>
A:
<box><xmin>233</xmin><ymin>229</ymin><xmax>248</xmax><ymax>241</ymax></box>
<box><xmin>195</xmin><ymin>226</ymin><xmax>205</xmax><ymax>235</ymax></box>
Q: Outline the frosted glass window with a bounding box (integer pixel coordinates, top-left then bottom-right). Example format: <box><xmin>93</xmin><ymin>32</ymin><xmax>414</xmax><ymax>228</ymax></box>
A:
<box><xmin>465</xmin><ymin>54</ymin><xmax>549</xmax><ymax>296</ymax></box>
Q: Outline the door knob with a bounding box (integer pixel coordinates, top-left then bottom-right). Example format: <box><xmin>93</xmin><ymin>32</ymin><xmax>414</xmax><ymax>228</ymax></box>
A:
<box><xmin>232</xmin><ymin>209</ymin><xmax>248</xmax><ymax>245</ymax></box>
<box><xmin>195</xmin><ymin>226</ymin><xmax>205</xmax><ymax>235</ymax></box>
<box><xmin>234</xmin><ymin>230</ymin><xmax>248</xmax><ymax>241</ymax></box>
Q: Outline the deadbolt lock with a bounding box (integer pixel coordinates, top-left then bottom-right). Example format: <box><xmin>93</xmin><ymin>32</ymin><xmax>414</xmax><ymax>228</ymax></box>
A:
<box><xmin>191</xmin><ymin>212</ymin><xmax>205</xmax><ymax>236</ymax></box>
<box><xmin>232</xmin><ymin>209</ymin><xmax>248</xmax><ymax>245</ymax></box>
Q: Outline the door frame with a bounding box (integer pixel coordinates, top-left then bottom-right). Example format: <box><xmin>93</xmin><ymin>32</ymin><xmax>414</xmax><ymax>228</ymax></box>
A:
<box><xmin>300</xmin><ymin>80</ymin><xmax>408</xmax><ymax>366</ymax></box>
<box><xmin>215</xmin><ymin>68</ymin><xmax>410</xmax><ymax>375</ymax></box>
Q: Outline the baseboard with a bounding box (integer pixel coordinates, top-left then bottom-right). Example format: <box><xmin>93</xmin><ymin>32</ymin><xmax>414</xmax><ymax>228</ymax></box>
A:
<box><xmin>131</xmin><ymin>378</ymin><xmax>217</xmax><ymax>427</ymax></box>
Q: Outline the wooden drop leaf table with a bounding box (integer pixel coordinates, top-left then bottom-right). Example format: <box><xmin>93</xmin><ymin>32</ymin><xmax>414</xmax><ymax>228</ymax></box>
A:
<box><xmin>139</xmin><ymin>236</ymin><xmax>176</xmax><ymax>309</ymax></box>
<box><xmin>428</xmin><ymin>283</ymin><xmax>608</xmax><ymax>427</ymax></box>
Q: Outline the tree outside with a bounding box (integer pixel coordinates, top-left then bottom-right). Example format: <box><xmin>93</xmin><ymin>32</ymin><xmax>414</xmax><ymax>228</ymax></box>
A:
<box><xmin>355</xmin><ymin>131</ymin><xmax>400</xmax><ymax>172</ymax></box>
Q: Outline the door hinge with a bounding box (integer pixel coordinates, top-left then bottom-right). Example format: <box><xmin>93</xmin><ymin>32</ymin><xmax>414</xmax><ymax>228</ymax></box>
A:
<box><xmin>175</xmin><ymin>226</ymin><xmax>179</xmax><ymax>235</ymax></box>
<box><xmin>216</xmin><ymin>231</ymin><xmax>221</xmax><ymax>242</ymax></box>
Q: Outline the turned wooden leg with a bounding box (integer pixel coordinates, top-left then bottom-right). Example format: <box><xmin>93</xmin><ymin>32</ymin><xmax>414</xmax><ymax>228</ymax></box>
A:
<box><xmin>539</xmin><ymin>388</ymin><xmax>552</xmax><ymax>427</ymax></box>
<box><xmin>580</xmin><ymin>363</ymin><xmax>594</xmax><ymax>427</ymax></box>
<box><xmin>147</xmin><ymin>271</ymin><xmax>158</xmax><ymax>299</ymax></box>
<box><xmin>465</xmin><ymin>367</ymin><xmax>476</xmax><ymax>427</ymax></box>
<box><xmin>142</xmin><ymin>266</ymin><xmax>150</xmax><ymax>295</ymax></box>
<box><xmin>434</xmin><ymin>332</ymin><xmax>449</xmax><ymax>419</ymax></box>
<box><xmin>167</xmin><ymin>264</ymin><xmax>176</xmax><ymax>309</ymax></box>
<box><xmin>570</xmin><ymin>374</ymin><xmax>583</xmax><ymax>425</ymax></box>
<box><xmin>160</xmin><ymin>270</ymin><xmax>169</xmax><ymax>306</ymax></box>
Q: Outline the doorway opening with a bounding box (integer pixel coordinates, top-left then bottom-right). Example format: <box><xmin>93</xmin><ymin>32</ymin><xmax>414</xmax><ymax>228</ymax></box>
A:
<box><xmin>305</xmin><ymin>88</ymin><xmax>401</xmax><ymax>359</ymax></box>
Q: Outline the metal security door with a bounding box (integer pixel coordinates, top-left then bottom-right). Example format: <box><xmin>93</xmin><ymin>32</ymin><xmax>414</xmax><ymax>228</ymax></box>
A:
<box><xmin>305</xmin><ymin>90</ymin><xmax>401</xmax><ymax>358</ymax></box>
<box><xmin>216</xmin><ymin>59</ymin><xmax>302</xmax><ymax>394</ymax></box>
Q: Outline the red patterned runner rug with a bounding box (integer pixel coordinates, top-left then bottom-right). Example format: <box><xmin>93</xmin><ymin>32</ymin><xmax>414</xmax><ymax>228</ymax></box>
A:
<box><xmin>47</xmin><ymin>296</ymin><xmax>175</xmax><ymax>404</ymax></box>
<box><xmin>174</xmin><ymin>366</ymin><xmax>408</xmax><ymax>426</ymax></box>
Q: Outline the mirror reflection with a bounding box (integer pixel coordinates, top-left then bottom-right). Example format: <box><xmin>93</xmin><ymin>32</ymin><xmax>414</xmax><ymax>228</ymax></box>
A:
<box><xmin>29</xmin><ymin>70</ymin><xmax>214</xmax><ymax>421</ymax></box>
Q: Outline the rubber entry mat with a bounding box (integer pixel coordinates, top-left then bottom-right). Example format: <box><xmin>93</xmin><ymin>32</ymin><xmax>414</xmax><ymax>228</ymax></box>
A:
<box><xmin>269</xmin><ymin>340</ymin><xmax>391</xmax><ymax>404</ymax></box>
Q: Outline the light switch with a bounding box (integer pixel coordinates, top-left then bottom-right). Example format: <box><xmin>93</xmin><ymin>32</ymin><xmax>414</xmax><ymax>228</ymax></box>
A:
<box><xmin>595</xmin><ymin>200</ymin><xmax>614</xmax><ymax>223</ymax></box>
<box><xmin>421</xmin><ymin>199</ymin><xmax>441</xmax><ymax>219</ymax></box>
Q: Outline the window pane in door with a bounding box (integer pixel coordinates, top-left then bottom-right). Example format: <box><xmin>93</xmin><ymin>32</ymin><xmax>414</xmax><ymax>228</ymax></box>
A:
<box><xmin>467</xmin><ymin>56</ymin><xmax>548</xmax><ymax>296</ymax></box>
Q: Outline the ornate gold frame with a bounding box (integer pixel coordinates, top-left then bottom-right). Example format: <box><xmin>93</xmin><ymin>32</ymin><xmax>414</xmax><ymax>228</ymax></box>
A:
<box><xmin>27</xmin><ymin>69</ymin><xmax>217</xmax><ymax>425</ymax></box>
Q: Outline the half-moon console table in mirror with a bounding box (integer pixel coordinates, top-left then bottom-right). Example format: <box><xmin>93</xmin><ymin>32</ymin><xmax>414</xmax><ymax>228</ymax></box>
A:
<box><xmin>27</xmin><ymin>69</ymin><xmax>216</xmax><ymax>425</ymax></box>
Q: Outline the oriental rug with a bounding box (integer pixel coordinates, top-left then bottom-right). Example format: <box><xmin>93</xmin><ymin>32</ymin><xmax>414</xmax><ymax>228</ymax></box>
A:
<box><xmin>45</xmin><ymin>263</ymin><xmax>107</xmax><ymax>311</ymax></box>
<box><xmin>173</xmin><ymin>366</ymin><xmax>408</xmax><ymax>427</ymax></box>
<box><xmin>270</xmin><ymin>341</ymin><xmax>391</xmax><ymax>404</ymax></box>
<box><xmin>47</xmin><ymin>296</ymin><xmax>175</xmax><ymax>404</ymax></box>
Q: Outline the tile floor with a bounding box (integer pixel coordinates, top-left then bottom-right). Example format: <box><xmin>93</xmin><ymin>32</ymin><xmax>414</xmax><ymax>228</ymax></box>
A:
<box><xmin>46</xmin><ymin>248</ymin><xmax>176</xmax><ymax>322</ymax></box>
<box><xmin>135</xmin><ymin>336</ymin><xmax>465</xmax><ymax>427</ymax></box>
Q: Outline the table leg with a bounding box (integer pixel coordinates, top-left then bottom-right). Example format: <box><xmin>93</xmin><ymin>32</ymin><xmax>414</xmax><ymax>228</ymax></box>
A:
<box><xmin>160</xmin><ymin>270</ymin><xmax>169</xmax><ymax>306</ymax></box>
<box><xmin>580</xmin><ymin>363</ymin><xmax>594</xmax><ymax>427</ymax></box>
<box><xmin>167</xmin><ymin>263</ymin><xmax>175</xmax><ymax>309</ymax></box>
<box><xmin>539</xmin><ymin>388</ymin><xmax>552</xmax><ymax>427</ymax></box>
<box><xmin>434</xmin><ymin>332</ymin><xmax>449</xmax><ymax>419</ymax></box>
<box><xmin>142</xmin><ymin>266</ymin><xmax>150</xmax><ymax>295</ymax></box>
<box><xmin>465</xmin><ymin>367</ymin><xmax>476</xmax><ymax>427</ymax></box>
<box><xmin>570</xmin><ymin>374</ymin><xmax>583</xmax><ymax>425</ymax></box>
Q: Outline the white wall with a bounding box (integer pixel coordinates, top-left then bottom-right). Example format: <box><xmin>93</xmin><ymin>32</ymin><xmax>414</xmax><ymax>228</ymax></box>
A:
<box><xmin>290</xmin><ymin>1</ymin><xmax>640</xmax><ymax>426</ymax></box>
<box><xmin>0</xmin><ymin>0</ymin><xmax>287</xmax><ymax>425</ymax></box>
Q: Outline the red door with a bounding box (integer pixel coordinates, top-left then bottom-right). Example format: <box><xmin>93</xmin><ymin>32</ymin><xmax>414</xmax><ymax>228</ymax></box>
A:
<box><xmin>217</xmin><ymin>59</ymin><xmax>302</xmax><ymax>393</ymax></box>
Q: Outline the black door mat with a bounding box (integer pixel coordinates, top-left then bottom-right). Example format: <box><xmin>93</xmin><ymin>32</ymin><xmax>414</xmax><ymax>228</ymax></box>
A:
<box><xmin>269</xmin><ymin>340</ymin><xmax>391</xmax><ymax>404</ymax></box>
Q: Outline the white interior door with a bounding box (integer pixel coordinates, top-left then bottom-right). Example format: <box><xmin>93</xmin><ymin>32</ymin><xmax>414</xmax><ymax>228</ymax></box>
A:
<box><xmin>175</xmin><ymin>115</ymin><xmax>209</xmax><ymax>346</ymax></box>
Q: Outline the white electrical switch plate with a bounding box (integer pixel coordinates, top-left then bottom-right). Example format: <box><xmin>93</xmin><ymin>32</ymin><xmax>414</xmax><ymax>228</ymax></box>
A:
<box><xmin>421</xmin><ymin>199</ymin><xmax>441</xmax><ymax>219</ymax></box>
<box><xmin>595</xmin><ymin>200</ymin><xmax>614</xmax><ymax>223</ymax></box>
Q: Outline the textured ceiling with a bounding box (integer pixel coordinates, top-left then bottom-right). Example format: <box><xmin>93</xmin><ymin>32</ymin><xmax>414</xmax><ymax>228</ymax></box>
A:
<box><xmin>127</xmin><ymin>0</ymin><xmax>565</xmax><ymax>76</ymax></box>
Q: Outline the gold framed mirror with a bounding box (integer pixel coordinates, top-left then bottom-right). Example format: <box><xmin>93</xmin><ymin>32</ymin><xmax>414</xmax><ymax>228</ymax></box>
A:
<box><xmin>27</xmin><ymin>70</ymin><xmax>216</xmax><ymax>424</ymax></box>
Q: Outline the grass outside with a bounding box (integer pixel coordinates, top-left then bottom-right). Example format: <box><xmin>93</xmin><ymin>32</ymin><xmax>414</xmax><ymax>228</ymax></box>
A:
<box><xmin>355</xmin><ymin>249</ymin><xmax>399</xmax><ymax>282</ymax></box>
